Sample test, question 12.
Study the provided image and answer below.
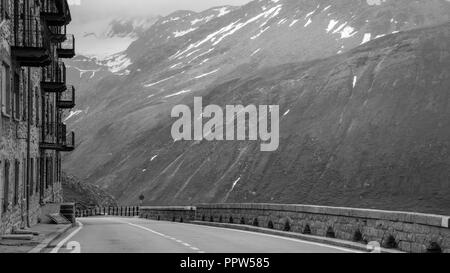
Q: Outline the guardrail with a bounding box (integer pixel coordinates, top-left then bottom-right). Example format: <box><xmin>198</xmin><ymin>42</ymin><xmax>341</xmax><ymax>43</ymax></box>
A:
<box><xmin>76</xmin><ymin>206</ymin><xmax>140</xmax><ymax>218</ymax></box>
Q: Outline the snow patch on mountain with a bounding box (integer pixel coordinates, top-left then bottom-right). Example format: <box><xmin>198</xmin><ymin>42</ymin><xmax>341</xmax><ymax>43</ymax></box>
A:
<box><xmin>250</xmin><ymin>48</ymin><xmax>261</xmax><ymax>56</ymax></box>
<box><xmin>339</xmin><ymin>26</ymin><xmax>357</xmax><ymax>38</ymax></box>
<box><xmin>304</xmin><ymin>18</ymin><xmax>312</xmax><ymax>27</ymax></box>
<box><xmin>194</xmin><ymin>69</ymin><xmax>220</xmax><ymax>79</ymax></box>
<box><xmin>165</xmin><ymin>89</ymin><xmax>192</xmax><ymax>98</ymax></box>
<box><xmin>174</xmin><ymin>28</ymin><xmax>198</xmax><ymax>37</ymax></box>
<box><xmin>144</xmin><ymin>76</ymin><xmax>175</xmax><ymax>88</ymax></box>
<box><xmin>170</xmin><ymin>4</ymin><xmax>284</xmax><ymax>60</ymax></box>
<box><xmin>100</xmin><ymin>53</ymin><xmax>133</xmax><ymax>74</ymax></box>
<box><xmin>361</xmin><ymin>33</ymin><xmax>372</xmax><ymax>44</ymax></box>
<box><xmin>215</xmin><ymin>7</ymin><xmax>231</xmax><ymax>17</ymax></box>
<box><xmin>68</xmin><ymin>65</ymin><xmax>101</xmax><ymax>78</ymax></box>
<box><xmin>289</xmin><ymin>19</ymin><xmax>299</xmax><ymax>27</ymax></box>
<box><xmin>64</xmin><ymin>110</ymin><xmax>84</xmax><ymax>122</ymax></box>
<box><xmin>326</xmin><ymin>20</ymin><xmax>339</xmax><ymax>33</ymax></box>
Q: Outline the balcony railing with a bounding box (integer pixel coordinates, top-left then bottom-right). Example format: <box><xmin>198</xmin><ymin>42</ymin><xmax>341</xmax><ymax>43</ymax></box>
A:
<box><xmin>62</xmin><ymin>131</ymin><xmax>75</xmax><ymax>152</ymax></box>
<box><xmin>40</xmin><ymin>0</ymin><xmax>72</xmax><ymax>26</ymax></box>
<box><xmin>40</xmin><ymin>123</ymin><xmax>75</xmax><ymax>152</ymax></box>
<box><xmin>11</xmin><ymin>15</ymin><xmax>51</xmax><ymax>67</ymax></box>
<box><xmin>57</xmin><ymin>34</ymin><xmax>75</xmax><ymax>58</ymax></box>
<box><xmin>48</xmin><ymin>25</ymin><xmax>67</xmax><ymax>43</ymax></box>
<box><xmin>41</xmin><ymin>61</ymin><xmax>67</xmax><ymax>92</ymax></box>
<box><xmin>57</xmin><ymin>86</ymin><xmax>75</xmax><ymax>109</ymax></box>
<box><xmin>41</xmin><ymin>122</ymin><xmax>57</xmax><ymax>140</ymax></box>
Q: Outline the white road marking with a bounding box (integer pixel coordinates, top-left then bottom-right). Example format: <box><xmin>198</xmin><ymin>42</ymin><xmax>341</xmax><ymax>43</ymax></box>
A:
<box><xmin>170</xmin><ymin>221</ymin><xmax>363</xmax><ymax>253</ymax></box>
<box><xmin>86</xmin><ymin>217</ymin><xmax>360</xmax><ymax>253</ymax></box>
<box><xmin>127</xmin><ymin>222</ymin><xmax>204</xmax><ymax>253</ymax></box>
<box><xmin>50</xmin><ymin>221</ymin><xmax>84</xmax><ymax>253</ymax></box>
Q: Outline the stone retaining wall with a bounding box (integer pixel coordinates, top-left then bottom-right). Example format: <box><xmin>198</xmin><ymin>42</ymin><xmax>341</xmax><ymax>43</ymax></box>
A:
<box><xmin>196</xmin><ymin>204</ymin><xmax>450</xmax><ymax>253</ymax></box>
<box><xmin>140</xmin><ymin>206</ymin><xmax>196</xmax><ymax>223</ymax></box>
<box><xmin>140</xmin><ymin>204</ymin><xmax>450</xmax><ymax>253</ymax></box>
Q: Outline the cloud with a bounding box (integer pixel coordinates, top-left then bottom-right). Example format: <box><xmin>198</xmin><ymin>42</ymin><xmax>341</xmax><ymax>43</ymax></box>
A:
<box><xmin>69</xmin><ymin>0</ymin><xmax>251</xmax><ymax>17</ymax></box>
<box><xmin>68</xmin><ymin>0</ymin><xmax>81</xmax><ymax>5</ymax></box>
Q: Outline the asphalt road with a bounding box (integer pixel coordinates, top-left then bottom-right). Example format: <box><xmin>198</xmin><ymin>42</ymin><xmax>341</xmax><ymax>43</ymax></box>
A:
<box><xmin>47</xmin><ymin>217</ymin><xmax>360</xmax><ymax>253</ymax></box>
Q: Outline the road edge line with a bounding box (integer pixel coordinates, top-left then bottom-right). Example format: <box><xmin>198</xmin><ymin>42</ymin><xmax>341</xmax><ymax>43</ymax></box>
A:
<box><xmin>188</xmin><ymin>221</ymin><xmax>403</xmax><ymax>253</ymax></box>
<box><xmin>49</xmin><ymin>221</ymin><xmax>84</xmax><ymax>253</ymax></box>
<box><xmin>29</xmin><ymin>224</ymin><xmax>73</xmax><ymax>253</ymax></box>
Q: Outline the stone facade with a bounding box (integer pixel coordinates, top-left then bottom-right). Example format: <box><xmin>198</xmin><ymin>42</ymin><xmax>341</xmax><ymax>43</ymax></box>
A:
<box><xmin>0</xmin><ymin>0</ymin><xmax>74</xmax><ymax>235</ymax></box>
<box><xmin>140</xmin><ymin>204</ymin><xmax>450</xmax><ymax>253</ymax></box>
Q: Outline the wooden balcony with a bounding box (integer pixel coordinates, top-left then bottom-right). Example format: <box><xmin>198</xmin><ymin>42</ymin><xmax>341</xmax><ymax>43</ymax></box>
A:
<box><xmin>48</xmin><ymin>25</ymin><xmax>67</xmax><ymax>43</ymax></box>
<box><xmin>41</xmin><ymin>61</ymin><xmax>67</xmax><ymax>93</ymax></box>
<box><xmin>57</xmin><ymin>34</ymin><xmax>76</xmax><ymax>58</ymax></box>
<box><xmin>61</xmin><ymin>131</ymin><xmax>75</xmax><ymax>152</ymax></box>
<box><xmin>57</xmin><ymin>86</ymin><xmax>76</xmax><ymax>109</ymax></box>
<box><xmin>40</xmin><ymin>123</ymin><xmax>75</xmax><ymax>152</ymax></box>
<box><xmin>11</xmin><ymin>16</ymin><xmax>51</xmax><ymax>67</ymax></box>
<box><xmin>40</xmin><ymin>0</ymin><xmax>72</xmax><ymax>26</ymax></box>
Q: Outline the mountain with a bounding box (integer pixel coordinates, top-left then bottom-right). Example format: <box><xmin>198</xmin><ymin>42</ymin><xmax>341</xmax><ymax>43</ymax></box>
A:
<box><xmin>63</xmin><ymin>0</ymin><xmax>450</xmax><ymax>214</ymax></box>
<box><xmin>62</xmin><ymin>175</ymin><xmax>118</xmax><ymax>210</ymax></box>
<box><xmin>68</xmin><ymin>14</ymin><xmax>159</xmax><ymax>59</ymax></box>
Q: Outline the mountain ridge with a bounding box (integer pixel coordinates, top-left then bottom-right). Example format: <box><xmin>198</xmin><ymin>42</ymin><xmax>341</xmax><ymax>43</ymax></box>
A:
<box><xmin>63</xmin><ymin>0</ymin><xmax>450</xmax><ymax>214</ymax></box>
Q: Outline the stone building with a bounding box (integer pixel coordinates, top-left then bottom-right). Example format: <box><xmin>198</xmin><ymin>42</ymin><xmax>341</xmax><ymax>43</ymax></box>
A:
<box><xmin>0</xmin><ymin>0</ymin><xmax>75</xmax><ymax>234</ymax></box>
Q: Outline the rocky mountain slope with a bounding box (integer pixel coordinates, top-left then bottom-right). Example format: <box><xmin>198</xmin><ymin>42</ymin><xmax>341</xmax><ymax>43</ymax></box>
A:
<box><xmin>62</xmin><ymin>175</ymin><xmax>118</xmax><ymax>210</ymax></box>
<box><xmin>63</xmin><ymin>0</ymin><xmax>450</xmax><ymax>214</ymax></box>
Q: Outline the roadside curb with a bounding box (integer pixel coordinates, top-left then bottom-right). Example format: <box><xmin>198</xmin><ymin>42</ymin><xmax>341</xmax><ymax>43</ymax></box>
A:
<box><xmin>190</xmin><ymin>221</ymin><xmax>403</xmax><ymax>253</ymax></box>
<box><xmin>28</xmin><ymin>224</ymin><xmax>74</xmax><ymax>253</ymax></box>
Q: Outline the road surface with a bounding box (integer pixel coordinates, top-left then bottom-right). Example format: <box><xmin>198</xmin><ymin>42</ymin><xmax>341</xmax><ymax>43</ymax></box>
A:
<box><xmin>47</xmin><ymin>217</ymin><xmax>360</xmax><ymax>253</ymax></box>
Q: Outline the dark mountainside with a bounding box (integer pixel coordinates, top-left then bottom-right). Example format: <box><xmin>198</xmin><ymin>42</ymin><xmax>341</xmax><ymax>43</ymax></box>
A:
<box><xmin>63</xmin><ymin>0</ymin><xmax>450</xmax><ymax>214</ymax></box>
<box><xmin>62</xmin><ymin>175</ymin><xmax>118</xmax><ymax>209</ymax></box>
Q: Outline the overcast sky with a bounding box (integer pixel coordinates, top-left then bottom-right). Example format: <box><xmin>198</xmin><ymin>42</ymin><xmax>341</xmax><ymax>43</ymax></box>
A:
<box><xmin>68</xmin><ymin>0</ymin><xmax>252</xmax><ymax>19</ymax></box>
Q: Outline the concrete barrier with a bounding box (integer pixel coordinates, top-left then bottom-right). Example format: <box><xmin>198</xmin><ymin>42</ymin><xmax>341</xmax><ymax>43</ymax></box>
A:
<box><xmin>140</xmin><ymin>204</ymin><xmax>450</xmax><ymax>253</ymax></box>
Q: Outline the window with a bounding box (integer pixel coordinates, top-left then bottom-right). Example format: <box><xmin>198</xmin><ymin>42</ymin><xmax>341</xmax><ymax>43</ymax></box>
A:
<box><xmin>35</xmin><ymin>90</ymin><xmax>40</xmax><ymax>126</ymax></box>
<box><xmin>3</xmin><ymin>160</ymin><xmax>9</xmax><ymax>212</ymax></box>
<box><xmin>40</xmin><ymin>157</ymin><xmax>45</xmax><ymax>193</ymax></box>
<box><xmin>13</xmin><ymin>160</ymin><xmax>19</xmax><ymax>206</ymax></box>
<box><xmin>45</xmin><ymin>97</ymin><xmax>49</xmax><ymax>135</ymax></box>
<box><xmin>1</xmin><ymin>0</ymin><xmax>10</xmax><ymax>21</ymax></box>
<box><xmin>30</xmin><ymin>158</ymin><xmax>34</xmax><ymax>197</ymax></box>
<box><xmin>57</xmin><ymin>156</ymin><xmax>61</xmax><ymax>183</ymax></box>
<box><xmin>1</xmin><ymin>62</ymin><xmax>11</xmax><ymax>116</ymax></box>
<box><xmin>13</xmin><ymin>72</ymin><xmax>20</xmax><ymax>120</ymax></box>
<box><xmin>51</xmin><ymin>158</ymin><xmax>54</xmax><ymax>187</ymax></box>
<box><xmin>46</xmin><ymin>157</ymin><xmax>54</xmax><ymax>188</ymax></box>
<box><xmin>29</xmin><ymin>87</ymin><xmax>35</xmax><ymax>125</ymax></box>
<box><xmin>36</xmin><ymin>157</ymin><xmax>41</xmax><ymax>195</ymax></box>
<box><xmin>0</xmin><ymin>160</ymin><xmax>1</xmax><ymax>216</ymax></box>
<box><xmin>0</xmin><ymin>65</ymin><xmax>2</xmax><ymax>116</ymax></box>
<box><xmin>49</xmin><ymin>104</ymin><xmax>54</xmax><ymax>135</ymax></box>
<box><xmin>22</xmin><ymin>70</ymin><xmax>27</xmax><ymax>122</ymax></box>
<box><xmin>45</xmin><ymin>157</ymin><xmax>50</xmax><ymax>189</ymax></box>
